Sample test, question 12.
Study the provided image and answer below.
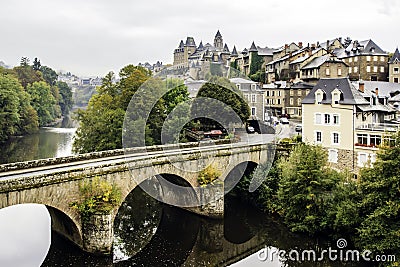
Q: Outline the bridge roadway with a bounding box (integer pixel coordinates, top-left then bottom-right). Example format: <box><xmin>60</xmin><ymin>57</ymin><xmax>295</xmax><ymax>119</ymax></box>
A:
<box><xmin>0</xmin><ymin>136</ymin><xmax>274</xmax><ymax>181</ymax></box>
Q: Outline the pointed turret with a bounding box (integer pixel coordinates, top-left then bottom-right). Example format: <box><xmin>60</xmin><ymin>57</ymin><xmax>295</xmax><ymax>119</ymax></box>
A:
<box><xmin>249</xmin><ymin>41</ymin><xmax>258</xmax><ymax>52</ymax></box>
<box><xmin>231</xmin><ymin>46</ymin><xmax>238</xmax><ymax>57</ymax></box>
<box><xmin>215</xmin><ymin>30</ymin><xmax>222</xmax><ymax>38</ymax></box>
<box><xmin>222</xmin><ymin>44</ymin><xmax>230</xmax><ymax>54</ymax></box>
<box><xmin>389</xmin><ymin>48</ymin><xmax>400</xmax><ymax>64</ymax></box>
<box><xmin>214</xmin><ymin>30</ymin><xmax>224</xmax><ymax>50</ymax></box>
<box><xmin>242</xmin><ymin>48</ymin><xmax>248</xmax><ymax>55</ymax></box>
<box><xmin>198</xmin><ymin>41</ymin><xmax>204</xmax><ymax>50</ymax></box>
<box><xmin>179</xmin><ymin>40</ymin><xmax>184</xmax><ymax>48</ymax></box>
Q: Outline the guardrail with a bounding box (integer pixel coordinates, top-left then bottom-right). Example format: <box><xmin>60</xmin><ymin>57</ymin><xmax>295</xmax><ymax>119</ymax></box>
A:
<box><xmin>356</xmin><ymin>123</ymin><xmax>400</xmax><ymax>132</ymax></box>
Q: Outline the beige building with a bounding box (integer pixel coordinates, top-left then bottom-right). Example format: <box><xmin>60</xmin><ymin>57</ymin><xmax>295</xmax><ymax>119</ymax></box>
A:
<box><xmin>335</xmin><ymin>39</ymin><xmax>389</xmax><ymax>81</ymax></box>
<box><xmin>389</xmin><ymin>48</ymin><xmax>400</xmax><ymax>83</ymax></box>
<box><xmin>302</xmin><ymin>78</ymin><xmax>397</xmax><ymax>173</ymax></box>
<box><xmin>300</xmin><ymin>55</ymin><xmax>349</xmax><ymax>83</ymax></box>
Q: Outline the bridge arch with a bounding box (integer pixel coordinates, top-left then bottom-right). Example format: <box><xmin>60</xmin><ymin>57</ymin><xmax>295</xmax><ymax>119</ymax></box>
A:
<box><xmin>46</xmin><ymin>205</ymin><xmax>83</xmax><ymax>248</ymax></box>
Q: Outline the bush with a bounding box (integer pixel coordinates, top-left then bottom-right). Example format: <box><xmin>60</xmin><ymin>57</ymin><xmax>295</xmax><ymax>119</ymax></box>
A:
<box><xmin>198</xmin><ymin>164</ymin><xmax>221</xmax><ymax>186</ymax></box>
<box><xmin>70</xmin><ymin>177</ymin><xmax>122</xmax><ymax>220</ymax></box>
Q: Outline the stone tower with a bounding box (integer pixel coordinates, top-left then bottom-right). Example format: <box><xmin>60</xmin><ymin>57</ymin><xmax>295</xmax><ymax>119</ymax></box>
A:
<box><xmin>214</xmin><ymin>30</ymin><xmax>224</xmax><ymax>51</ymax></box>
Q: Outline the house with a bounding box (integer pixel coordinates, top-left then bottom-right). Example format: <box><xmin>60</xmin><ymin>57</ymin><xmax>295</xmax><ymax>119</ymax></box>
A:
<box><xmin>335</xmin><ymin>39</ymin><xmax>389</xmax><ymax>81</ymax></box>
<box><xmin>302</xmin><ymin>78</ymin><xmax>397</xmax><ymax>173</ymax></box>
<box><xmin>388</xmin><ymin>48</ymin><xmax>400</xmax><ymax>83</ymax></box>
<box><xmin>263</xmin><ymin>81</ymin><xmax>313</xmax><ymax>118</ymax></box>
<box><xmin>300</xmin><ymin>55</ymin><xmax>349</xmax><ymax>83</ymax></box>
<box><xmin>230</xmin><ymin>77</ymin><xmax>265</xmax><ymax>121</ymax></box>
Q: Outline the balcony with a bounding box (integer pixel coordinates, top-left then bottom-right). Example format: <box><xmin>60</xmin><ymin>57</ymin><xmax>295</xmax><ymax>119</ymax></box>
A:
<box><xmin>356</xmin><ymin>123</ymin><xmax>400</xmax><ymax>132</ymax></box>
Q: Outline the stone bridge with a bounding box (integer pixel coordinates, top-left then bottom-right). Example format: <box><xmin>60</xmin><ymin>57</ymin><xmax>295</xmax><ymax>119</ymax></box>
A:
<box><xmin>0</xmin><ymin>141</ymin><xmax>277</xmax><ymax>255</ymax></box>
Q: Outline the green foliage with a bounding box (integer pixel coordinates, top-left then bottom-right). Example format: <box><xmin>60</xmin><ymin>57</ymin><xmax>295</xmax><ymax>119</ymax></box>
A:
<box><xmin>14</xmin><ymin>65</ymin><xmax>43</xmax><ymax>89</ymax></box>
<box><xmin>0</xmin><ymin>74</ymin><xmax>38</xmax><ymax>142</ymax></box>
<box><xmin>277</xmin><ymin>144</ymin><xmax>342</xmax><ymax>234</ymax></box>
<box><xmin>198</xmin><ymin>164</ymin><xmax>221</xmax><ymax>186</ymax></box>
<box><xmin>249</xmin><ymin>68</ymin><xmax>266</xmax><ymax>83</ymax></box>
<box><xmin>27</xmin><ymin>81</ymin><xmax>58</xmax><ymax>126</ymax></box>
<box><xmin>70</xmin><ymin>177</ymin><xmax>122</xmax><ymax>220</ymax></box>
<box><xmin>356</xmin><ymin>133</ymin><xmax>400</xmax><ymax>255</ymax></box>
<box><xmin>195</xmin><ymin>76</ymin><xmax>250</xmax><ymax>126</ymax></box>
<box><xmin>40</xmin><ymin>65</ymin><xmax>58</xmax><ymax>86</ymax></box>
<box><xmin>249</xmin><ymin>52</ymin><xmax>263</xmax><ymax>76</ymax></box>
<box><xmin>73</xmin><ymin>65</ymin><xmax>189</xmax><ymax>153</ymax></box>
<box><xmin>56</xmin><ymin>81</ymin><xmax>73</xmax><ymax>115</ymax></box>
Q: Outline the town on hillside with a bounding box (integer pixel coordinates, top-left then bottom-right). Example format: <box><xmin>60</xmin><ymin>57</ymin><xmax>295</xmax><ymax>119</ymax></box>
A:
<box><xmin>148</xmin><ymin>30</ymin><xmax>400</xmax><ymax>175</ymax></box>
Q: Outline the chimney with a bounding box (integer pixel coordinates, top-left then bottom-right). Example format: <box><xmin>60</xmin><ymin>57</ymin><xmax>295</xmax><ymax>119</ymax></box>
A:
<box><xmin>317</xmin><ymin>41</ymin><xmax>320</xmax><ymax>47</ymax></box>
<box><xmin>359</xmin><ymin>82</ymin><xmax>365</xmax><ymax>93</ymax></box>
<box><xmin>298</xmin><ymin>42</ymin><xmax>303</xmax><ymax>48</ymax></box>
<box><xmin>375</xmin><ymin>88</ymin><xmax>379</xmax><ymax>96</ymax></box>
<box><xmin>327</xmin><ymin>40</ymin><xmax>330</xmax><ymax>48</ymax></box>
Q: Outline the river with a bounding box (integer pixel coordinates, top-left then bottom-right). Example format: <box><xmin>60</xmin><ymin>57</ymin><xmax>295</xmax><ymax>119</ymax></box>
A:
<box><xmin>0</xmin><ymin>121</ymin><xmax>369</xmax><ymax>267</ymax></box>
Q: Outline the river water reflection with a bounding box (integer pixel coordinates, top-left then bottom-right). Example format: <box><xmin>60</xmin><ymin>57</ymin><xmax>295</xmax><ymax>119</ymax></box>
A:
<box><xmin>0</xmin><ymin>116</ymin><xmax>76</xmax><ymax>164</ymax></box>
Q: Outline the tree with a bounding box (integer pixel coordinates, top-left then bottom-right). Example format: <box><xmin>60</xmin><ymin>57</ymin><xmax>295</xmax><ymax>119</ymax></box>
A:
<box><xmin>13</xmin><ymin>65</ymin><xmax>43</xmax><ymax>89</ymax></box>
<box><xmin>356</xmin><ymin>133</ymin><xmax>400</xmax><ymax>255</ymax></box>
<box><xmin>32</xmin><ymin>58</ymin><xmax>41</xmax><ymax>71</ymax></box>
<box><xmin>56</xmin><ymin>81</ymin><xmax>73</xmax><ymax>116</ymax></box>
<box><xmin>195</xmin><ymin>76</ymin><xmax>250</xmax><ymax>129</ymax></box>
<box><xmin>0</xmin><ymin>74</ymin><xmax>38</xmax><ymax>142</ymax></box>
<box><xmin>277</xmin><ymin>144</ymin><xmax>342</xmax><ymax>234</ymax></box>
<box><xmin>20</xmin><ymin>57</ymin><xmax>30</xmax><ymax>67</ymax></box>
<box><xmin>40</xmin><ymin>65</ymin><xmax>58</xmax><ymax>86</ymax></box>
<box><xmin>27</xmin><ymin>81</ymin><xmax>57</xmax><ymax>126</ymax></box>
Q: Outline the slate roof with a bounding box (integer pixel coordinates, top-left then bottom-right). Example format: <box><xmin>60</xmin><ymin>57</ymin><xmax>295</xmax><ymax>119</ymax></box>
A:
<box><xmin>389</xmin><ymin>48</ymin><xmax>400</xmax><ymax>64</ymax></box>
<box><xmin>336</xmin><ymin>39</ymin><xmax>387</xmax><ymax>58</ymax></box>
<box><xmin>215</xmin><ymin>30</ymin><xmax>222</xmax><ymax>38</ymax></box>
<box><xmin>256</xmin><ymin>46</ymin><xmax>276</xmax><ymax>56</ymax></box>
<box><xmin>302</xmin><ymin>78</ymin><xmax>369</xmax><ymax>105</ymax></box>
<box><xmin>351</xmin><ymin>81</ymin><xmax>400</xmax><ymax>98</ymax></box>
<box><xmin>223</xmin><ymin>44</ymin><xmax>230</xmax><ymax>53</ymax></box>
<box><xmin>302</xmin><ymin>55</ymin><xmax>346</xmax><ymax>70</ymax></box>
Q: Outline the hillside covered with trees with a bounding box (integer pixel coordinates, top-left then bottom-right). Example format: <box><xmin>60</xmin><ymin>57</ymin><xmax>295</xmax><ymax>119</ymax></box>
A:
<box><xmin>0</xmin><ymin>57</ymin><xmax>73</xmax><ymax>143</ymax></box>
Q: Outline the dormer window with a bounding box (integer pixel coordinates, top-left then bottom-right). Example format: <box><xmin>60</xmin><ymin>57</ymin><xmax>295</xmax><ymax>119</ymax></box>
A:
<box><xmin>315</xmin><ymin>89</ymin><xmax>325</xmax><ymax>104</ymax></box>
<box><xmin>251</xmin><ymin>84</ymin><xmax>256</xmax><ymax>90</ymax></box>
<box><xmin>331</xmin><ymin>89</ymin><xmax>342</xmax><ymax>105</ymax></box>
<box><xmin>236</xmin><ymin>84</ymin><xmax>241</xmax><ymax>90</ymax></box>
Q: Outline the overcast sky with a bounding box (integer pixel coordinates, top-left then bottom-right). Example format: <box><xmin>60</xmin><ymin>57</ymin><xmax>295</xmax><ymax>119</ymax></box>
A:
<box><xmin>1</xmin><ymin>0</ymin><xmax>399</xmax><ymax>77</ymax></box>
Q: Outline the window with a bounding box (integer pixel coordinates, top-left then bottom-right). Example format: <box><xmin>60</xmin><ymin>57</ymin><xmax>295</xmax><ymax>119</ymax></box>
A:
<box><xmin>290</xmin><ymin>98</ymin><xmax>294</xmax><ymax>105</ymax></box>
<box><xmin>395</xmin><ymin>78</ymin><xmax>399</xmax><ymax>83</ymax></box>
<box><xmin>370</xmin><ymin>154</ymin><xmax>377</xmax><ymax>166</ymax></box>
<box><xmin>380</xmin><ymin>66</ymin><xmax>385</xmax><ymax>73</ymax></box>
<box><xmin>326</xmin><ymin>68</ymin><xmax>330</xmax><ymax>76</ymax></box>
<box><xmin>251</xmin><ymin>84</ymin><xmax>256</xmax><ymax>90</ymax></box>
<box><xmin>290</xmin><ymin>89</ymin><xmax>294</xmax><ymax>96</ymax></box>
<box><xmin>354</xmin><ymin>66</ymin><xmax>358</xmax><ymax>73</ymax></box>
<box><xmin>394</xmin><ymin>67</ymin><xmax>399</xmax><ymax>74</ymax></box>
<box><xmin>370</xmin><ymin>135</ymin><xmax>381</xmax><ymax>146</ymax></box>
<box><xmin>306</xmin><ymin>89</ymin><xmax>310</xmax><ymax>95</ymax></box>
<box><xmin>266</xmin><ymin>91</ymin><xmax>270</xmax><ymax>97</ymax></box>
<box><xmin>298</xmin><ymin>89</ymin><xmax>302</xmax><ymax>96</ymax></box>
<box><xmin>328</xmin><ymin>149</ymin><xmax>338</xmax><ymax>163</ymax></box>
<box><xmin>383</xmin><ymin>136</ymin><xmax>396</xmax><ymax>147</ymax></box>
<box><xmin>252</xmin><ymin>94</ymin><xmax>256</xmax><ymax>103</ymax></box>
<box><xmin>357</xmin><ymin>134</ymin><xmax>368</xmax><ymax>145</ymax></box>
<box><xmin>333</xmin><ymin>114</ymin><xmax>339</xmax><ymax>125</ymax></box>
<box><xmin>366</xmin><ymin>56</ymin><xmax>371</xmax><ymax>62</ymax></box>
<box><xmin>236</xmin><ymin>84</ymin><xmax>241</xmax><ymax>90</ymax></box>
<box><xmin>324</xmin><ymin>114</ymin><xmax>331</xmax><ymax>124</ymax></box>
<box><xmin>338</xmin><ymin>68</ymin><xmax>342</xmax><ymax>76</ymax></box>
<box><xmin>367</xmin><ymin>66</ymin><xmax>371</xmax><ymax>72</ymax></box>
<box><xmin>315</xmin><ymin>113</ymin><xmax>322</xmax><ymax>124</ymax></box>
<box><xmin>373</xmin><ymin>66</ymin><xmax>378</xmax><ymax>72</ymax></box>
<box><xmin>349</xmin><ymin>57</ymin><xmax>353</xmax><ymax>63</ymax></box>
<box><xmin>380</xmin><ymin>56</ymin><xmax>385</xmax><ymax>62</ymax></box>
<box><xmin>277</xmin><ymin>99</ymin><xmax>281</xmax><ymax>105</ymax></box>
<box><xmin>316</xmin><ymin>131</ymin><xmax>322</xmax><ymax>143</ymax></box>
<box><xmin>354</xmin><ymin>56</ymin><xmax>358</xmax><ymax>62</ymax></box>
<box><xmin>358</xmin><ymin>153</ymin><xmax>368</xmax><ymax>167</ymax></box>
<box><xmin>332</xmin><ymin>132</ymin><xmax>340</xmax><ymax>145</ymax></box>
<box><xmin>373</xmin><ymin>56</ymin><xmax>378</xmax><ymax>61</ymax></box>
<box><xmin>349</xmin><ymin>67</ymin><xmax>352</xmax><ymax>74</ymax></box>
<box><xmin>271</xmin><ymin>91</ymin><xmax>275</xmax><ymax>97</ymax></box>
<box><xmin>297</xmin><ymin>98</ymin><xmax>302</xmax><ymax>105</ymax></box>
<box><xmin>278</xmin><ymin>91</ymin><xmax>281</xmax><ymax>97</ymax></box>
<box><xmin>251</xmin><ymin>107</ymin><xmax>256</xmax><ymax>116</ymax></box>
